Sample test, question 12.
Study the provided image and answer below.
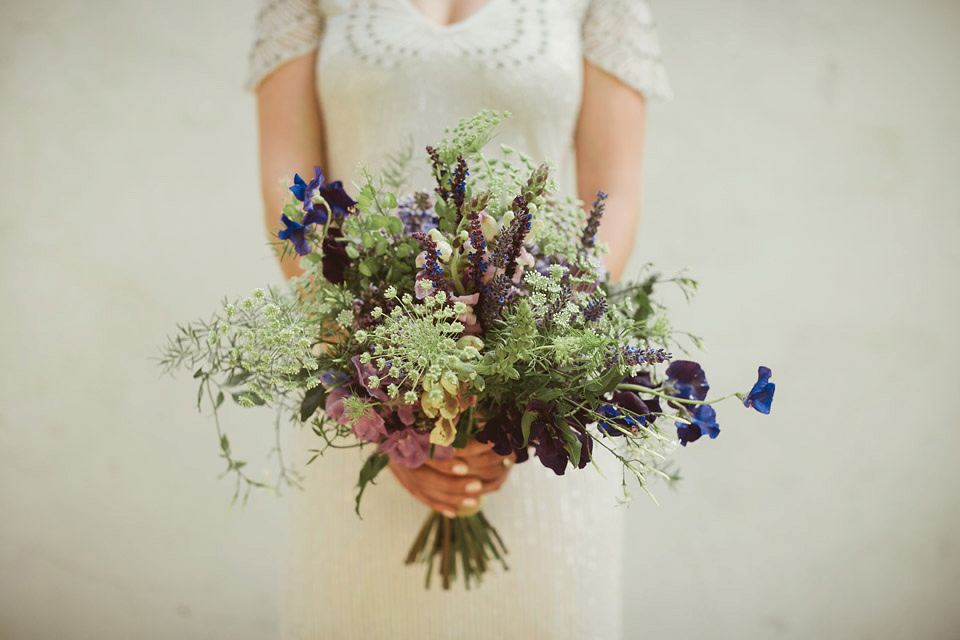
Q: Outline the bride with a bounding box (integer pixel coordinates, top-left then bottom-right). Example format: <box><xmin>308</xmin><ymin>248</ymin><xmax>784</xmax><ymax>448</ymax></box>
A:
<box><xmin>249</xmin><ymin>1</ymin><xmax>671</xmax><ymax>637</ymax></box>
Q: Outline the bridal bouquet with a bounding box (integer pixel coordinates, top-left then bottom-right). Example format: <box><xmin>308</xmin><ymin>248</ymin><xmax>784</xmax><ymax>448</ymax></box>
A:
<box><xmin>160</xmin><ymin>112</ymin><xmax>775</xmax><ymax>589</ymax></box>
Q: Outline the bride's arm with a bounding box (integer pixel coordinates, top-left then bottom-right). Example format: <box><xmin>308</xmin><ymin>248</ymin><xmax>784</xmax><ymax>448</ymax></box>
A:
<box><xmin>574</xmin><ymin>60</ymin><xmax>649</xmax><ymax>283</ymax></box>
<box><xmin>255</xmin><ymin>53</ymin><xmax>325</xmax><ymax>281</ymax></box>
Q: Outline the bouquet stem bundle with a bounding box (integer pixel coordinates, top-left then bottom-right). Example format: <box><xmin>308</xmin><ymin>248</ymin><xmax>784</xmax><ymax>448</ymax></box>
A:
<box><xmin>406</xmin><ymin>510</ymin><xmax>508</xmax><ymax>590</ymax></box>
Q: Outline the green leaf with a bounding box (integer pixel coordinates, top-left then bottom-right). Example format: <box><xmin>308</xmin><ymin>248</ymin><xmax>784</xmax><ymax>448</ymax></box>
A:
<box><xmin>224</xmin><ymin>370</ymin><xmax>250</xmax><ymax>387</ymax></box>
<box><xmin>535</xmin><ymin>388</ymin><xmax>565</xmax><ymax>403</ymax></box>
<box><xmin>558</xmin><ymin>427</ymin><xmax>582</xmax><ymax>469</ymax></box>
<box><xmin>300</xmin><ymin>384</ymin><xmax>327</xmax><ymax>422</ymax></box>
<box><xmin>382</xmin><ymin>192</ymin><xmax>397</xmax><ymax>209</ymax></box>
<box><xmin>586</xmin><ymin>366</ymin><xmax>623</xmax><ymax>395</ymax></box>
<box><xmin>215</xmin><ymin>391</ymin><xmax>224</xmax><ymax>409</ymax></box>
<box><xmin>520</xmin><ymin>409</ymin><xmax>537</xmax><ymax>447</ymax></box>
<box><xmin>220</xmin><ymin>434</ymin><xmax>230</xmax><ymax>455</ymax></box>
<box><xmin>387</xmin><ymin>216</ymin><xmax>403</xmax><ymax>235</ymax></box>
<box><xmin>345</xmin><ymin>244</ymin><xmax>360</xmax><ymax>259</ymax></box>
<box><xmin>355</xmin><ymin>451</ymin><xmax>389</xmax><ymax>517</ymax></box>
<box><xmin>193</xmin><ymin>368</ymin><xmax>204</xmax><ymax>379</ymax></box>
<box><xmin>357</xmin><ymin>261</ymin><xmax>373</xmax><ymax>277</ymax></box>
<box><xmin>361</xmin><ymin>232</ymin><xmax>375</xmax><ymax>249</ymax></box>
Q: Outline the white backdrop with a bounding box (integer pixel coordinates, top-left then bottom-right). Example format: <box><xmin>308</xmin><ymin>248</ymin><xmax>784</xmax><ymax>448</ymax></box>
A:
<box><xmin>1</xmin><ymin>1</ymin><xmax>958</xmax><ymax>638</ymax></box>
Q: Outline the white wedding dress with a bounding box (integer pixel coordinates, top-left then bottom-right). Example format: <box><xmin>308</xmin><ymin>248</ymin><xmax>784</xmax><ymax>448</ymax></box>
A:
<box><xmin>247</xmin><ymin>1</ymin><xmax>671</xmax><ymax>638</ymax></box>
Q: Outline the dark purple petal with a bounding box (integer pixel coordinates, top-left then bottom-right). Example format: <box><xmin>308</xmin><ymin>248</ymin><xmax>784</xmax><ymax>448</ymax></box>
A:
<box><xmin>532</xmin><ymin>427</ymin><xmax>568</xmax><ymax>475</ymax></box>
<box><xmin>322</xmin><ymin>227</ymin><xmax>350</xmax><ymax>284</ymax></box>
<box><xmin>665</xmin><ymin>360</ymin><xmax>710</xmax><ymax>402</ymax></box>
<box><xmin>319</xmin><ymin>180</ymin><xmax>358</xmax><ymax>218</ymax></box>
<box><xmin>744</xmin><ymin>366</ymin><xmax>775</xmax><ymax>414</ymax></box>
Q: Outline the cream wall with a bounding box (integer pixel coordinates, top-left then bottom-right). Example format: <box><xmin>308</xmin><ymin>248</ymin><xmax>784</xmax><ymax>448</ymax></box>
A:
<box><xmin>1</xmin><ymin>1</ymin><xmax>957</xmax><ymax>638</ymax></box>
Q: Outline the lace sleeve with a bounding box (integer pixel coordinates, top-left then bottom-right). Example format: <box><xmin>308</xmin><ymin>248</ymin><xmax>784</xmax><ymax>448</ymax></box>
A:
<box><xmin>246</xmin><ymin>0</ymin><xmax>323</xmax><ymax>91</ymax></box>
<box><xmin>582</xmin><ymin>0</ymin><xmax>673</xmax><ymax>100</ymax></box>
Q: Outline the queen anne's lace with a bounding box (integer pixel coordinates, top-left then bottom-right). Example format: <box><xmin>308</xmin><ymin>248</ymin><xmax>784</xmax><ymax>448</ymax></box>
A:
<box><xmin>247</xmin><ymin>2</ymin><xmax>671</xmax><ymax>638</ymax></box>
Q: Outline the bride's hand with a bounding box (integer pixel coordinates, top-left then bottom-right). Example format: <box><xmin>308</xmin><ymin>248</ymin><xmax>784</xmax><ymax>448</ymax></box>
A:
<box><xmin>388</xmin><ymin>439</ymin><xmax>515</xmax><ymax>518</ymax></box>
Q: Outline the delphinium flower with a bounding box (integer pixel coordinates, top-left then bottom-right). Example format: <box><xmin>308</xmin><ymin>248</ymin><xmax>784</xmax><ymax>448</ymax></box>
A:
<box><xmin>478</xmin><ymin>273</ymin><xmax>512</xmax><ymax>328</ymax></box>
<box><xmin>412</xmin><ymin>231</ymin><xmax>451</xmax><ymax>298</ymax></box>
<box><xmin>450</xmin><ymin>156</ymin><xmax>469</xmax><ymax>217</ymax></box>
<box><xmin>580</xmin><ymin>191</ymin><xmax>607</xmax><ymax>248</ymax></box>
<box><xmin>426</xmin><ymin>145</ymin><xmax>450</xmax><ymax>201</ymax></box>
<box><xmin>463</xmin><ymin>193</ymin><xmax>492</xmax><ymax>287</ymax></box>
<box><xmin>489</xmin><ymin>198</ymin><xmax>533</xmax><ymax>280</ymax></box>
<box><xmin>743</xmin><ymin>366</ymin><xmax>775</xmax><ymax>414</ymax></box>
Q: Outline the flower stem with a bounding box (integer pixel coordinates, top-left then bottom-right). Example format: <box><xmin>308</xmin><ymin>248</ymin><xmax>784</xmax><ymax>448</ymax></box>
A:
<box><xmin>616</xmin><ymin>384</ymin><xmax>742</xmax><ymax>407</ymax></box>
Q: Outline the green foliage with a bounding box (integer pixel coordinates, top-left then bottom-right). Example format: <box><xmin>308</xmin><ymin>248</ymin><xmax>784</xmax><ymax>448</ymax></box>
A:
<box><xmin>355</xmin><ymin>451</ymin><xmax>389</xmax><ymax>517</ymax></box>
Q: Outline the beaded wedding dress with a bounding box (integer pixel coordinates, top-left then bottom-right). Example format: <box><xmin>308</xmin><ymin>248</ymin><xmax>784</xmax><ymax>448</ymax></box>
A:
<box><xmin>247</xmin><ymin>1</ymin><xmax>671</xmax><ymax>637</ymax></box>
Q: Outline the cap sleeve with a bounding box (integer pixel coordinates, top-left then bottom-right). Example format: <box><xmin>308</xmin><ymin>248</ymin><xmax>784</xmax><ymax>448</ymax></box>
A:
<box><xmin>582</xmin><ymin>0</ymin><xmax>673</xmax><ymax>100</ymax></box>
<box><xmin>246</xmin><ymin>0</ymin><xmax>323</xmax><ymax>91</ymax></box>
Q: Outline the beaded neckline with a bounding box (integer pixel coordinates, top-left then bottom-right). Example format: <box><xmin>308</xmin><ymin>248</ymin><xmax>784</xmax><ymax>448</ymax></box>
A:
<box><xmin>397</xmin><ymin>0</ymin><xmax>505</xmax><ymax>30</ymax></box>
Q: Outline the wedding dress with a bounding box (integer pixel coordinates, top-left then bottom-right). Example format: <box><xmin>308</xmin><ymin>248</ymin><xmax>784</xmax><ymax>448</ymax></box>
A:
<box><xmin>247</xmin><ymin>2</ymin><xmax>671</xmax><ymax>637</ymax></box>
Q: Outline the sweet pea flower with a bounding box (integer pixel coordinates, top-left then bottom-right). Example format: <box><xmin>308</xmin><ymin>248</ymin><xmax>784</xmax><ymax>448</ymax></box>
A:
<box><xmin>378</xmin><ymin>428</ymin><xmax>454</xmax><ymax>467</ymax></box>
<box><xmin>743</xmin><ymin>366</ymin><xmax>775</xmax><ymax>414</ymax></box>
<box><xmin>325</xmin><ymin>388</ymin><xmax>386</xmax><ymax>443</ymax></box>
<box><xmin>676</xmin><ymin>404</ymin><xmax>720</xmax><ymax>446</ymax></box>
<box><xmin>664</xmin><ymin>360</ymin><xmax>710</xmax><ymax>404</ymax></box>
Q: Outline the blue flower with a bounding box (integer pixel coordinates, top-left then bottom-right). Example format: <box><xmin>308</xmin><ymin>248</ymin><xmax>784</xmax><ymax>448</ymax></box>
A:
<box><xmin>744</xmin><ymin>366</ymin><xmax>775</xmax><ymax>414</ymax></box>
<box><xmin>665</xmin><ymin>360</ymin><xmax>710</xmax><ymax>404</ymax></box>
<box><xmin>676</xmin><ymin>404</ymin><xmax>720</xmax><ymax>446</ymax></box>
<box><xmin>289</xmin><ymin>173</ymin><xmax>308</xmax><ymax>201</ymax></box>
<box><xmin>278</xmin><ymin>208</ymin><xmax>326</xmax><ymax>256</ymax></box>
<box><xmin>597</xmin><ymin>404</ymin><xmax>640</xmax><ymax>436</ymax></box>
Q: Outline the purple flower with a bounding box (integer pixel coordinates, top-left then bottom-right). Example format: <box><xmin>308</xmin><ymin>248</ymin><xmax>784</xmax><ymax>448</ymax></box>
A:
<box><xmin>665</xmin><ymin>360</ymin><xmax>710</xmax><ymax>404</ymax></box>
<box><xmin>377</xmin><ymin>427</ymin><xmax>431</xmax><ymax>468</ymax></box>
<box><xmin>317</xmin><ymin>180</ymin><xmax>357</xmax><ymax>219</ymax></box>
<box><xmin>325</xmin><ymin>388</ymin><xmax>386</xmax><ymax>443</ymax></box>
<box><xmin>351</xmin><ymin>406</ymin><xmax>387</xmax><ymax>443</ymax></box>
<box><xmin>321</xmin><ymin>227</ymin><xmax>350</xmax><ymax>284</ymax></box>
<box><xmin>676</xmin><ymin>404</ymin><xmax>720</xmax><ymax>446</ymax></box>
<box><xmin>351</xmin><ymin>355</ymin><xmax>392</xmax><ymax>402</ymax></box>
<box><xmin>297</xmin><ymin>167</ymin><xmax>357</xmax><ymax>221</ymax></box>
<box><xmin>744</xmin><ymin>366</ymin><xmax>775</xmax><ymax>414</ymax></box>
<box><xmin>526</xmin><ymin>400</ymin><xmax>592</xmax><ymax>476</ymax></box>
<box><xmin>475</xmin><ymin>407</ymin><xmax>530</xmax><ymax>463</ymax></box>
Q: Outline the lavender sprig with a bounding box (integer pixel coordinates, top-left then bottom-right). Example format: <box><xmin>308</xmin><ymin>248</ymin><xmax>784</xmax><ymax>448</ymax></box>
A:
<box><xmin>581</xmin><ymin>191</ymin><xmax>607</xmax><ymax>248</ymax></box>
<box><xmin>604</xmin><ymin>346</ymin><xmax>672</xmax><ymax>369</ymax></box>
<box><xmin>412</xmin><ymin>231</ymin><xmax>450</xmax><ymax>294</ymax></box>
